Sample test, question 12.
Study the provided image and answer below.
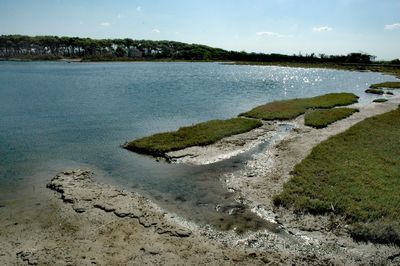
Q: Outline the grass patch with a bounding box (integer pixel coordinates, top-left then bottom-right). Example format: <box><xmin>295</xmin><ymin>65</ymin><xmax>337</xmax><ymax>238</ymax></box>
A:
<box><xmin>274</xmin><ymin>107</ymin><xmax>400</xmax><ymax>245</ymax></box>
<box><xmin>124</xmin><ymin>118</ymin><xmax>262</xmax><ymax>156</ymax></box>
<box><xmin>370</xmin><ymin>82</ymin><xmax>400</xmax><ymax>89</ymax></box>
<box><xmin>240</xmin><ymin>93</ymin><xmax>359</xmax><ymax>120</ymax></box>
<box><xmin>304</xmin><ymin>108</ymin><xmax>359</xmax><ymax>128</ymax></box>
<box><xmin>365</xmin><ymin>88</ymin><xmax>384</xmax><ymax>95</ymax></box>
<box><xmin>372</xmin><ymin>98</ymin><xmax>388</xmax><ymax>103</ymax></box>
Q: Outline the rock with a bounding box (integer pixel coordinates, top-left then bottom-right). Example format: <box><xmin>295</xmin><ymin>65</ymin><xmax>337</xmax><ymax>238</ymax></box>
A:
<box><xmin>73</xmin><ymin>207</ymin><xmax>86</xmax><ymax>213</ymax></box>
<box><xmin>248</xmin><ymin>252</ymin><xmax>257</xmax><ymax>258</ymax></box>
<box><xmin>141</xmin><ymin>246</ymin><xmax>160</xmax><ymax>255</ymax></box>
<box><xmin>16</xmin><ymin>251</ymin><xmax>38</xmax><ymax>265</ymax></box>
<box><xmin>47</xmin><ymin>169</ymin><xmax>193</xmax><ymax>247</ymax></box>
<box><xmin>61</xmin><ymin>193</ymin><xmax>74</xmax><ymax>203</ymax></box>
<box><xmin>138</xmin><ymin>216</ymin><xmax>158</xmax><ymax>227</ymax></box>
<box><xmin>173</xmin><ymin>227</ymin><xmax>192</xmax><ymax>237</ymax></box>
<box><xmin>93</xmin><ymin>203</ymin><xmax>115</xmax><ymax>212</ymax></box>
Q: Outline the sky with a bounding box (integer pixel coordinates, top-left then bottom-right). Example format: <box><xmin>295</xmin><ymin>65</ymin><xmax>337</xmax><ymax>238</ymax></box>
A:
<box><xmin>0</xmin><ymin>0</ymin><xmax>399</xmax><ymax>60</ymax></box>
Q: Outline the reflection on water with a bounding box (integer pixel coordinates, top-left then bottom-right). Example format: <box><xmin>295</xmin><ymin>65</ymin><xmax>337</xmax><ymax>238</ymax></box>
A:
<box><xmin>0</xmin><ymin>62</ymin><xmax>397</xmax><ymax>232</ymax></box>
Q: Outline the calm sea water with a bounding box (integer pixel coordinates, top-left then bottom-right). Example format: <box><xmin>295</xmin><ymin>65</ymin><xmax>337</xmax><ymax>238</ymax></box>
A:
<box><xmin>0</xmin><ymin>61</ymin><xmax>396</xmax><ymax>230</ymax></box>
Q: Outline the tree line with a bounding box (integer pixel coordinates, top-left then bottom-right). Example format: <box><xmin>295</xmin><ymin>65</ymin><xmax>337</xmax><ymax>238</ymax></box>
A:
<box><xmin>0</xmin><ymin>34</ymin><xmax>393</xmax><ymax>64</ymax></box>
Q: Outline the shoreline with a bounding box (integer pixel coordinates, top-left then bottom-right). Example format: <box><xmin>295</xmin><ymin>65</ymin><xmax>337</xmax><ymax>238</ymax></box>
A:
<box><xmin>165</xmin><ymin>121</ymin><xmax>284</xmax><ymax>165</ymax></box>
<box><xmin>2</xmin><ymin>96</ymin><xmax>400</xmax><ymax>264</ymax></box>
<box><xmin>1</xmin><ymin>59</ymin><xmax>400</xmax><ymax>263</ymax></box>
<box><xmin>1</xmin><ymin>58</ymin><xmax>399</xmax><ymax>77</ymax></box>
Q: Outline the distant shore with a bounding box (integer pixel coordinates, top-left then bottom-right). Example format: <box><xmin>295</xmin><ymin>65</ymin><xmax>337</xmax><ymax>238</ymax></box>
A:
<box><xmin>2</xmin><ymin>57</ymin><xmax>399</xmax><ymax>78</ymax></box>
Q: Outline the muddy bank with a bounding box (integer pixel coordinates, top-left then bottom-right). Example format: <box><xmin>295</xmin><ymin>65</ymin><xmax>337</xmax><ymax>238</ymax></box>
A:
<box><xmin>2</xmin><ymin>98</ymin><xmax>400</xmax><ymax>265</ymax></box>
<box><xmin>166</xmin><ymin>122</ymin><xmax>283</xmax><ymax>165</ymax></box>
<box><xmin>2</xmin><ymin>163</ymin><xmax>399</xmax><ymax>265</ymax></box>
<box><xmin>0</xmin><ymin>170</ymin><xmax>333</xmax><ymax>265</ymax></box>
<box><xmin>224</xmin><ymin>95</ymin><xmax>400</xmax><ymax>264</ymax></box>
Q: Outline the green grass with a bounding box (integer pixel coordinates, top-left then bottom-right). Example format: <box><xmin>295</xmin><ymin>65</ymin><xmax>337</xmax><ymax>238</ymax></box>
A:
<box><xmin>240</xmin><ymin>93</ymin><xmax>359</xmax><ymax>120</ymax></box>
<box><xmin>304</xmin><ymin>108</ymin><xmax>359</xmax><ymax>128</ymax></box>
<box><xmin>372</xmin><ymin>98</ymin><xmax>388</xmax><ymax>103</ymax></box>
<box><xmin>370</xmin><ymin>82</ymin><xmax>400</xmax><ymax>89</ymax></box>
<box><xmin>274</xmin><ymin>107</ymin><xmax>400</xmax><ymax>245</ymax></box>
<box><xmin>124</xmin><ymin>118</ymin><xmax>262</xmax><ymax>156</ymax></box>
<box><xmin>365</xmin><ymin>88</ymin><xmax>384</xmax><ymax>95</ymax></box>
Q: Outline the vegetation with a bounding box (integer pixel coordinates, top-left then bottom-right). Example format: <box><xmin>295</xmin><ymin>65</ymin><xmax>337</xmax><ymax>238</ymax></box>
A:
<box><xmin>365</xmin><ymin>88</ymin><xmax>384</xmax><ymax>95</ymax></box>
<box><xmin>240</xmin><ymin>93</ymin><xmax>358</xmax><ymax>120</ymax></box>
<box><xmin>372</xmin><ymin>98</ymin><xmax>388</xmax><ymax>103</ymax></box>
<box><xmin>0</xmin><ymin>35</ymin><xmax>382</xmax><ymax>64</ymax></box>
<box><xmin>124</xmin><ymin>118</ymin><xmax>262</xmax><ymax>156</ymax></box>
<box><xmin>304</xmin><ymin>108</ymin><xmax>359</xmax><ymax>128</ymax></box>
<box><xmin>370</xmin><ymin>82</ymin><xmax>400</xmax><ymax>89</ymax></box>
<box><xmin>274</xmin><ymin>107</ymin><xmax>400</xmax><ymax>245</ymax></box>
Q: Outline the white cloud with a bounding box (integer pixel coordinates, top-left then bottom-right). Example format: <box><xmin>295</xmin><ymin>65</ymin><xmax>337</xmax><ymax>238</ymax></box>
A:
<box><xmin>256</xmin><ymin>31</ymin><xmax>284</xmax><ymax>38</ymax></box>
<box><xmin>152</xmin><ymin>29</ymin><xmax>160</xmax><ymax>33</ymax></box>
<box><xmin>100</xmin><ymin>22</ymin><xmax>111</xmax><ymax>27</ymax></box>
<box><xmin>136</xmin><ymin>6</ymin><xmax>142</xmax><ymax>11</ymax></box>
<box><xmin>385</xmin><ymin>23</ymin><xmax>400</xmax><ymax>30</ymax></box>
<box><xmin>312</xmin><ymin>26</ymin><xmax>333</xmax><ymax>32</ymax></box>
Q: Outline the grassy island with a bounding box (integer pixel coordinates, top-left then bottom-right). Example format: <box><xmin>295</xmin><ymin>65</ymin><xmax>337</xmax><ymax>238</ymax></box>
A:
<box><xmin>370</xmin><ymin>82</ymin><xmax>400</xmax><ymax>89</ymax></box>
<box><xmin>124</xmin><ymin>118</ymin><xmax>262</xmax><ymax>156</ymax></box>
<box><xmin>125</xmin><ymin>93</ymin><xmax>359</xmax><ymax>157</ymax></box>
<box><xmin>365</xmin><ymin>88</ymin><xmax>384</xmax><ymax>95</ymax></box>
<box><xmin>304</xmin><ymin>108</ymin><xmax>359</xmax><ymax>128</ymax></box>
<box><xmin>372</xmin><ymin>98</ymin><xmax>388</xmax><ymax>103</ymax></box>
<box><xmin>240</xmin><ymin>93</ymin><xmax>358</xmax><ymax>120</ymax></box>
<box><xmin>274</xmin><ymin>107</ymin><xmax>400</xmax><ymax>245</ymax></box>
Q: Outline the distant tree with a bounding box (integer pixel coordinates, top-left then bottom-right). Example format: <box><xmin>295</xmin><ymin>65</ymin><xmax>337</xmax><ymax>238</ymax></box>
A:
<box><xmin>391</xmin><ymin>59</ymin><xmax>400</xmax><ymax>64</ymax></box>
<box><xmin>115</xmin><ymin>46</ymin><xmax>126</xmax><ymax>57</ymax></box>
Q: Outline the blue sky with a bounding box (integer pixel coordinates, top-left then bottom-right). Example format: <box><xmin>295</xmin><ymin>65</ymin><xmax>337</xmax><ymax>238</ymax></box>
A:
<box><xmin>1</xmin><ymin>0</ymin><xmax>399</xmax><ymax>59</ymax></box>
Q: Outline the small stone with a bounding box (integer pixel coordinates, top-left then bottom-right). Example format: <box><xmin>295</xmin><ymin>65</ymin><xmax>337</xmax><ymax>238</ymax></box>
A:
<box><xmin>138</xmin><ymin>215</ymin><xmax>158</xmax><ymax>227</ymax></box>
<box><xmin>174</xmin><ymin>228</ymin><xmax>191</xmax><ymax>237</ymax></box>
<box><xmin>248</xmin><ymin>252</ymin><xmax>257</xmax><ymax>258</ymax></box>
<box><xmin>141</xmin><ymin>246</ymin><xmax>160</xmax><ymax>255</ymax></box>
<box><xmin>93</xmin><ymin>203</ymin><xmax>115</xmax><ymax>212</ymax></box>
<box><xmin>73</xmin><ymin>207</ymin><xmax>86</xmax><ymax>213</ymax></box>
<box><xmin>62</xmin><ymin>194</ymin><xmax>74</xmax><ymax>203</ymax></box>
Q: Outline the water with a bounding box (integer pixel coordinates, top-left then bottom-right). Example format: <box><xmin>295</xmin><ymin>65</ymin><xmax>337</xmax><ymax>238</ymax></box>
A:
<box><xmin>0</xmin><ymin>61</ymin><xmax>397</xmax><ymax>231</ymax></box>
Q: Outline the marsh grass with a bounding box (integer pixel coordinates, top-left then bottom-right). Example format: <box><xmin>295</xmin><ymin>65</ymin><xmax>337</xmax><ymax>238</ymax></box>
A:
<box><xmin>372</xmin><ymin>98</ymin><xmax>388</xmax><ymax>103</ymax></box>
<box><xmin>240</xmin><ymin>93</ymin><xmax>359</xmax><ymax>120</ymax></box>
<box><xmin>365</xmin><ymin>88</ymin><xmax>384</xmax><ymax>95</ymax></box>
<box><xmin>304</xmin><ymin>108</ymin><xmax>359</xmax><ymax>128</ymax></box>
<box><xmin>124</xmin><ymin>118</ymin><xmax>262</xmax><ymax>156</ymax></box>
<box><xmin>274</xmin><ymin>107</ymin><xmax>400</xmax><ymax>244</ymax></box>
<box><xmin>370</xmin><ymin>82</ymin><xmax>400</xmax><ymax>89</ymax></box>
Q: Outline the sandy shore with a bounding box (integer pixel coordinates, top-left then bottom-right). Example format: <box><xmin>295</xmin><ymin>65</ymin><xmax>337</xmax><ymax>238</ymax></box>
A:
<box><xmin>0</xmin><ymin>170</ymin><xmax>315</xmax><ymax>265</ymax></box>
<box><xmin>1</xmin><ymin>95</ymin><xmax>400</xmax><ymax>265</ymax></box>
